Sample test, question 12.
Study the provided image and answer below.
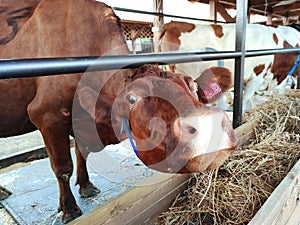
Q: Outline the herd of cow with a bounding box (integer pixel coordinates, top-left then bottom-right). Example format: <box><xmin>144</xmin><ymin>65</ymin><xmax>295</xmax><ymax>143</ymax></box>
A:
<box><xmin>0</xmin><ymin>0</ymin><xmax>298</xmax><ymax>223</ymax></box>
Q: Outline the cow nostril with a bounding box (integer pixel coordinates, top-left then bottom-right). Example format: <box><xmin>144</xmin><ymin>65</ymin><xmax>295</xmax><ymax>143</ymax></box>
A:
<box><xmin>187</xmin><ymin>126</ymin><xmax>197</xmax><ymax>134</ymax></box>
<box><xmin>173</xmin><ymin>117</ymin><xmax>198</xmax><ymax>139</ymax></box>
<box><xmin>183</xmin><ymin>125</ymin><xmax>197</xmax><ymax>135</ymax></box>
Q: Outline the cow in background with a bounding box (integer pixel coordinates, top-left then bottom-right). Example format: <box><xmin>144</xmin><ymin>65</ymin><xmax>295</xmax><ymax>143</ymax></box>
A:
<box><xmin>288</xmin><ymin>23</ymin><xmax>300</xmax><ymax>33</ymax></box>
<box><xmin>0</xmin><ymin>0</ymin><xmax>237</xmax><ymax>223</ymax></box>
<box><xmin>159</xmin><ymin>21</ymin><xmax>300</xmax><ymax>109</ymax></box>
<box><xmin>276</xmin><ymin>23</ymin><xmax>300</xmax><ymax>48</ymax></box>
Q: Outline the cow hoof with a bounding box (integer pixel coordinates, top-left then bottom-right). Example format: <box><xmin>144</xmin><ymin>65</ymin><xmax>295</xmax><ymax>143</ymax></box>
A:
<box><xmin>62</xmin><ymin>205</ymin><xmax>82</xmax><ymax>224</ymax></box>
<box><xmin>79</xmin><ymin>183</ymin><xmax>100</xmax><ymax>198</ymax></box>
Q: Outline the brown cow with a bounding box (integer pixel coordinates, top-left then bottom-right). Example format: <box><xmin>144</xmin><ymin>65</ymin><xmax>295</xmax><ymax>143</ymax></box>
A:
<box><xmin>0</xmin><ymin>0</ymin><xmax>237</xmax><ymax>223</ymax></box>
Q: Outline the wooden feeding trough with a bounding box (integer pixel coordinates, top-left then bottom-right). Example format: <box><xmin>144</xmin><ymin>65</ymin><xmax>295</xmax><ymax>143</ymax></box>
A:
<box><xmin>69</xmin><ymin>91</ymin><xmax>300</xmax><ymax>225</ymax></box>
<box><xmin>249</xmin><ymin>159</ymin><xmax>300</xmax><ymax>225</ymax></box>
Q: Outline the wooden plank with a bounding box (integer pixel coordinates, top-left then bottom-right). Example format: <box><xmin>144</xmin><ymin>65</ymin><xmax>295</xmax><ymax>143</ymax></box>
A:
<box><xmin>286</xmin><ymin>199</ymin><xmax>300</xmax><ymax>225</ymax></box>
<box><xmin>69</xmin><ymin>121</ymin><xmax>255</xmax><ymax>225</ymax></box>
<box><xmin>69</xmin><ymin>173</ymin><xmax>190</xmax><ymax>225</ymax></box>
<box><xmin>249</xmin><ymin>159</ymin><xmax>300</xmax><ymax>225</ymax></box>
<box><xmin>234</xmin><ymin>119</ymin><xmax>257</xmax><ymax>145</ymax></box>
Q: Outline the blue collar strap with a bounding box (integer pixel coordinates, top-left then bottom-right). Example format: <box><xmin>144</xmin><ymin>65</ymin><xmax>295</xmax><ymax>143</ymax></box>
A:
<box><xmin>120</xmin><ymin>118</ymin><xmax>139</xmax><ymax>158</ymax></box>
<box><xmin>288</xmin><ymin>52</ymin><xmax>300</xmax><ymax>76</ymax></box>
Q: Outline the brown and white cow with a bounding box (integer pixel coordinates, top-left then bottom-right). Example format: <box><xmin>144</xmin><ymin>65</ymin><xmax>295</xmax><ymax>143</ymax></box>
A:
<box><xmin>0</xmin><ymin>1</ymin><xmax>237</xmax><ymax>223</ymax></box>
<box><xmin>159</xmin><ymin>21</ymin><xmax>300</xmax><ymax>109</ymax></box>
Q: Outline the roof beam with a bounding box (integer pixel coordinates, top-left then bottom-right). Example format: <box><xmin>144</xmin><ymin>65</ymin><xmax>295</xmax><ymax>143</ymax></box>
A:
<box><xmin>249</xmin><ymin>0</ymin><xmax>281</xmax><ymax>6</ymax></box>
<box><xmin>188</xmin><ymin>0</ymin><xmax>299</xmax><ymax>19</ymax></box>
<box><xmin>288</xmin><ymin>10</ymin><xmax>300</xmax><ymax>18</ymax></box>
<box><xmin>216</xmin><ymin>2</ymin><xmax>236</xmax><ymax>22</ymax></box>
<box><xmin>273</xmin><ymin>2</ymin><xmax>300</xmax><ymax>13</ymax></box>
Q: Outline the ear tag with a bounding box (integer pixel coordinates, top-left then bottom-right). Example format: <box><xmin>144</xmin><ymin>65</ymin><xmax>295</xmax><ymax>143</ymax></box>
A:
<box><xmin>204</xmin><ymin>82</ymin><xmax>222</xmax><ymax>99</ymax></box>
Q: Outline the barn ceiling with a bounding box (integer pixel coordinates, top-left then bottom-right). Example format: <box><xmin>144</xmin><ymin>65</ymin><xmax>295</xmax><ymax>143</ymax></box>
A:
<box><xmin>188</xmin><ymin>0</ymin><xmax>300</xmax><ymax>19</ymax></box>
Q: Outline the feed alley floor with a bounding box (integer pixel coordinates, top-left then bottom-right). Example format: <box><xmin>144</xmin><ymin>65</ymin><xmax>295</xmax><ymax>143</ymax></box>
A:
<box><xmin>0</xmin><ymin>133</ymin><xmax>154</xmax><ymax>225</ymax></box>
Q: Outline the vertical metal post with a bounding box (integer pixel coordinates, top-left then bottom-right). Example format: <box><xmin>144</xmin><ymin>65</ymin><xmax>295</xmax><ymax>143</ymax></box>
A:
<box><xmin>233</xmin><ymin>0</ymin><xmax>248</xmax><ymax>128</ymax></box>
<box><xmin>297</xmin><ymin>64</ymin><xmax>300</xmax><ymax>89</ymax></box>
<box><xmin>153</xmin><ymin>0</ymin><xmax>163</xmax><ymax>52</ymax></box>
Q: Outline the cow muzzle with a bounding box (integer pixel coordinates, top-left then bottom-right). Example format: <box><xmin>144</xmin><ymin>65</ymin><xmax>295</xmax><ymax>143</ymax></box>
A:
<box><xmin>172</xmin><ymin>106</ymin><xmax>238</xmax><ymax>173</ymax></box>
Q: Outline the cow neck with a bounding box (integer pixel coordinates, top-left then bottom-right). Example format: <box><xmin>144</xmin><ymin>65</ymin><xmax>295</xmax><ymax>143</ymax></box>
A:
<box><xmin>119</xmin><ymin>118</ymin><xmax>139</xmax><ymax>158</ymax></box>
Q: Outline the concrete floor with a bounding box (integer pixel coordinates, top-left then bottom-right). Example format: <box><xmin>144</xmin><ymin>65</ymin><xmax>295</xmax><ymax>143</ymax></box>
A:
<box><xmin>0</xmin><ymin>134</ymin><xmax>154</xmax><ymax>225</ymax></box>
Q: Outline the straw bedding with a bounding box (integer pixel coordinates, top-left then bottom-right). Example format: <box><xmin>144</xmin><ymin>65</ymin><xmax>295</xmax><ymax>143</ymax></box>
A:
<box><xmin>155</xmin><ymin>90</ymin><xmax>300</xmax><ymax>225</ymax></box>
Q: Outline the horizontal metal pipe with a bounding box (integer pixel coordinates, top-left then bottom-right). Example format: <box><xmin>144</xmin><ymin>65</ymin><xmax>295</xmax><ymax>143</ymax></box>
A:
<box><xmin>0</xmin><ymin>48</ymin><xmax>300</xmax><ymax>79</ymax></box>
<box><xmin>246</xmin><ymin>48</ymin><xmax>300</xmax><ymax>57</ymax></box>
<box><xmin>0</xmin><ymin>51</ymin><xmax>240</xmax><ymax>79</ymax></box>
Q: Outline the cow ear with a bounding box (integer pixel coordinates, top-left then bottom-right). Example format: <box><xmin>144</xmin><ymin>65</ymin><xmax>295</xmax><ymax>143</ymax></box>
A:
<box><xmin>195</xmin><ymin>67</ymin><xmax>232</xmax><ymax>104</ymax></box>
<box><xmin>78</xmin><ymin>87</ymin><xmax>115</xmax><ymax>122</ymax></box>
<box><xmin>77</xmin><ymin>87</ymin><xmax>97</xmax><ymax>119</ymax></box>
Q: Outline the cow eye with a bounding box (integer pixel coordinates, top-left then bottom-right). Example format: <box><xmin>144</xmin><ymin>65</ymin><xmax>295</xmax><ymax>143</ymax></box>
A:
<box><xmin>127</xmin><ymin>94</ymin><xmax>138</xmax><ymax>105</ymax></box>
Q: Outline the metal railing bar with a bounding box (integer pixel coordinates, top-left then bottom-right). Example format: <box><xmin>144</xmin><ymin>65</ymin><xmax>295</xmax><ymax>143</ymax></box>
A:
<box><xmin>0</xmin><ymin>48</ymin><xmax>300</xmax><ymax>79</ymax></box>
<box><xmin>0</xmin><ymin>51</ymin><xmax>240</xmax><ymax>79</ymax></box>
<box><xmin>246</xmin><ymin>48</ymin><xmax>300</xmax><ymax>57</ymax></box>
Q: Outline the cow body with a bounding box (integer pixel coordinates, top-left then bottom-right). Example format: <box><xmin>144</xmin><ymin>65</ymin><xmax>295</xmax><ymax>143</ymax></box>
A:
<box><xmin>0</xmin><ymin>1</ymin><xmax>237</xmax><ymax>223</ymax></box>
<box><xmin>160</xmin><ymin>21</ymin><xmax>300</xmax><ymax>108</ymax></box>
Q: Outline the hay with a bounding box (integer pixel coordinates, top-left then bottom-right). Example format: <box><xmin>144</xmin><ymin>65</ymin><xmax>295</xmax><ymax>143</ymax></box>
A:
<box><xmin>155</xmin><ymin>90</ymin><xmax>300</xmax><ymax>225</ymax></box>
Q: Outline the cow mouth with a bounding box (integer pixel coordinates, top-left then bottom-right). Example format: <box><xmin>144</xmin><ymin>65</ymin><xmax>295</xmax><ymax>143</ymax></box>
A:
<box><xmin>178</xmin><ymin>144</ymin><xmax>238</xmax><ymax>174</ymax></box>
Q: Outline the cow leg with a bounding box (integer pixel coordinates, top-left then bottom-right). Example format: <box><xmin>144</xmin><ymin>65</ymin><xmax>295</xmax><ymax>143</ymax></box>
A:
<box><xmin>42</xmin><ymin>131</ymin><xmax>82</xmax><ymax>223</ymax></box>
<box><xmin>35</xmin><ymin>130</ymin><xmax>82</xmax><ymax>223</ymax></box>
<box><xmin>75</xmin><ymin>143</ymin><xmax>100</xmax><ymax>198</ymax></box>
<box><xmin>28</xmin><ymin>109</ymin><xmax>82</xmax><ymax>223</ymax></box>
<box><xmin>244</xmin><ymin>78</ymin><xmax>264</xmax><ymax>110</ymax></box>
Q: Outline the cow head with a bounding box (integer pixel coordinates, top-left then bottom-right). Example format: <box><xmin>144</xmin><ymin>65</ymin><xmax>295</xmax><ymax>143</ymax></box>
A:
<box><xmin>78</xmin><ymin>64</ymin><xmax>237</xmax><ymax>173</ymax></box>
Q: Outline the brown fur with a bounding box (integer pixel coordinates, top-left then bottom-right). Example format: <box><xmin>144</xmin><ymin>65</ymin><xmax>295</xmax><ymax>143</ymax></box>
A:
<box><xmin>273</xmin><ymin>33</ymin><xmax>279</xmax><ymax>45</ymax></box>
<box><xmin>253</xmin><ymin>64</ymin><xmax>265</xmax><ymax>76</ymax></box>
<box><xmin>211</xmin><ymin>24</ymin><xmax>224</xmax><ymax>38</ymax></box>
<box><xmin>159</xmin><ymin>21</ymin><xmax>195</xmax><ymax>52</ymax></box>
<box><xmin>272</xmin><ymin>40</ymin><xmax>298</xmax><ymax>84</ymax></box>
